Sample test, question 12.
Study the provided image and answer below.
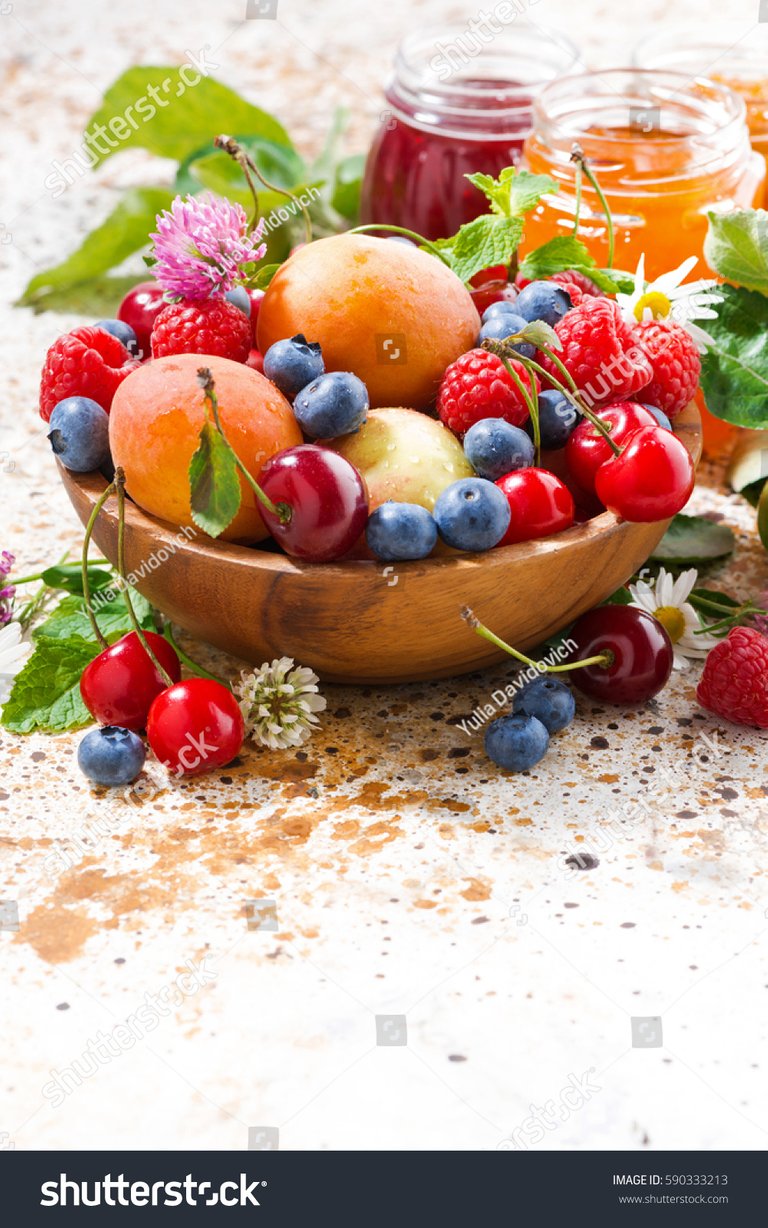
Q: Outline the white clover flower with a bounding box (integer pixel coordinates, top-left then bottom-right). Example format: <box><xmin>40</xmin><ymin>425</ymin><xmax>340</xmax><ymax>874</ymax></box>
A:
<box><xmin>233</xmin><ymin>656</ymin><xmax>326</xmax><ymax>750</ymax></box>
<box><xmin>617</xmin><ymin>255</ymin><xmax>723</xmax><ymax>352</ymax></box>
<box><xmin>628</xmin><ymin>567</ymin><xmax>719</xmax><ymax>670</ymax></box>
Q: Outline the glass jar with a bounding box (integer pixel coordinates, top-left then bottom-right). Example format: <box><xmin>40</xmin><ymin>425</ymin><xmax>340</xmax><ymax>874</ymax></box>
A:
<box><xmin>360</xmin><ymin>22</ymin><xmax>581</xmax><ymax>241</ymax></box>
<box><xmin>522</xmin><ymin>69</ymin><xmax>765</xmax><ymax>280</ymax></box>
<box><xmin>634</xmin><ymin>28</ymin><xmax>768</xmax><ymax>205</ymax></box>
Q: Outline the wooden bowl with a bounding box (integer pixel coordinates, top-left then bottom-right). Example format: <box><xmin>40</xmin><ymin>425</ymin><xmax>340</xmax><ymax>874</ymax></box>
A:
<box><xmin>59</xmin><ymin>402</ymin><xmax>701</xmax><ymax>684</ymax></box>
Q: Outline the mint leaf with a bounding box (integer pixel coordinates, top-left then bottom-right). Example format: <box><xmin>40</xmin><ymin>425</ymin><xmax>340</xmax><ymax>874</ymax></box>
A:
<box><xmin>651</xmin><ymin>514</ymin><xmax>735</xmax><ymax>564</ymax></box>
<box><xmin>1</xmin><ymin>637</ymin><xmax>97</xmax><ymax>733</ymax></box>
<box><xmin>84</xmin><ymin>69</ymin><xmax>292</xmax><ymax>168</ymax></box>
<box><xmin>40</xmin><ymin>563</ymin><xmax>113</xmax><ymax>595</ymax></box>
<box><xmin>466</xmin><ymin>168</ymin><xmax>555</xmax><ymax>218</ymax></box>
<box><xmin>34</xmin><ymin>589</ymin><xmax>155</xmax><ymax>643</ymax></box>
<box><xmin>18</xmin><ymin>188</ymin><xmax>174</xmax><ymax>309</ymax></box>
<box><xmin>518</xmin><ymin>236</ymin><xmax>633</xmax><ymax>293</ymax></box>
<box><xmin>704</xmin><ymin>209</ymin><xmax>768</xmax><ymax>294</ymax></box>
<box><xmin>700</xmin><ymin>285</ymin><xmax>768</xmax><ymax>427</ymax></box>
<box><xmin>440</xmin><ymin>214</ymin><xmax>523</xmax><ymax>284</ymax></box>
<box><xmin>189</xmin><ymin>420</ymin><xmax>241</xmax><ymax>537</ymax></box>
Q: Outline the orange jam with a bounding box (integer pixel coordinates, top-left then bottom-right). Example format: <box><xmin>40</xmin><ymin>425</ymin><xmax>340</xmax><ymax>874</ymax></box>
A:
<box><xmin>521</xmin><ymin>70</ymin><xmax>765</xmax><ymax>455</ymax></box>
<box><xmin>635</xmin><ymin>32</ymin><xmax>768</xmax><ymax>205</ymax></box>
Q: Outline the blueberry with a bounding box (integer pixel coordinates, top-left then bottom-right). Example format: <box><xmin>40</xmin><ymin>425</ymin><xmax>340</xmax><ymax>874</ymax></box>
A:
<box><xmin>528</xmin><ymin>389</ymin><xmax>581</xmax><ymax>450</ymax></box>
<box><xmin>263</xmin><ymin>334</ymin><xmax>325</xmax><ymax>399</ymax></box>
<box><xmin>78</xmin><ymin>726</ymin><xmax>146</xmax><ymax>786</ymax></box>
<box><xmin>293</xmin><ymin>371</ymin><xmax>369</xmax><ymax>439</ymax></box>
<box><xmin>484</xmin><ymin>713</ymin><xmax>549</xmax><ymax>772</ymax></box>
<box><xmin>366</xmin><ymin>501</ymin><xmax>437</xmax><ymax>561</ymax></box>
<box><xmin>433</xmin><ymin>477</ymin><xmax>511</xmax><ymax>552</ymax></box>
<box><xmin>482</xmin><ymin>299</ymin><xmax>520</xmax><ymax>321</ymax></box>
<box><xmin>512</xmin><ymin>676</ymin><xmax>575</xmax><ymax>733</ymax></box>
<box><xmin>225</xmin><ymin>286</ymin><xmax>251</xmax><ymax>317</ymax></box>
<box><xmin>95</xmin><ymin>318</ymin><xmax>139</xmax><ymax>356</ymax></box>
<box><xmin>48</xmin><ymin>397</ymin><xmax>111</xmax><ymax>473</ymax></box>
<box><xmin>464</xmin><ymin>418</ymin><xmax>534</xmax><ymax>480</ymax></box>
<box><xmin>477</xmin><ymin>310</ymin><xmax>535</xmax><ymax>357</ymax></box>
<box><xmin>515</xmin><ymin>280</ymin><xmax>572</xmax><ymax>326</ymax></box>
<box><xmin>641</xmin><ymin>403</ymin><xmax>673</xmax><ymax>431</ymax></box>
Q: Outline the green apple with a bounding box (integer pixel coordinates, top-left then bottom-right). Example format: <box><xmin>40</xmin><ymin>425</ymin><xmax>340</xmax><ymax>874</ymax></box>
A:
<box><xmin>331</xmin><ymin>407</ymin><xmax>474</xmax><ymax>512</ymax></box>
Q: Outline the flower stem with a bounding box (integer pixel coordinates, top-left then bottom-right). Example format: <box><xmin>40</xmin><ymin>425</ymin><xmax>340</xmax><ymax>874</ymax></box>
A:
<box><xmin>571</xmin><ymin>143</ymin><xmax>614</xmax><ymax>269</ymax></box>
<box><xmin>215</xmin><ymin>134</ymin><xmax>312</xmax><ymax>243</ymax></box>
<box><xmin>81</xmin><ymin>482</ymin><xmax>115</xmax><ymax>650</ymax></box>
<box><xmin>114</xmin><ymin>469</ymin><xmax>173</xmax><ymax>686</ymax></box>
<box><xmin>197</xmin><ymin>368</ymin><xmax>292</xmax><ymax>525</ymax></box>
<box><xmin>346</xmin><ymin>223</ymin><xmax>452</xmax><ymax>266</ymax></box>
<box><xmin>461</xmin><ymin>607</ymin><xmax>611</xmax><ymax>672</ymax></box>
<box><xmin>162</xmin><ymin>623</ymin><xmax>230</xmax><ymax>686</ymax></box>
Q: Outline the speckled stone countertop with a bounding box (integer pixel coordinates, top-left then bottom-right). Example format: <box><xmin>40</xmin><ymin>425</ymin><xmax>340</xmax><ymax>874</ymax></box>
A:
<box><xmin>1</xmin><ymin>0</ymin><xmax>767</xmax><ymax>1152</ymax></box>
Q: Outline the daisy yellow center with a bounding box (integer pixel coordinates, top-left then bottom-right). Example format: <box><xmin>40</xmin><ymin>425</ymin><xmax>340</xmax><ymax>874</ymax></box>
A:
<box><xmin>654</xmin><ymin>605</ymin><xmax>686</xmax><ymax>642</ymax></box>
<box><xmin>634</xmin><ymin>290</ymin><xmax>672</xmax><ymax>322</ymax></box>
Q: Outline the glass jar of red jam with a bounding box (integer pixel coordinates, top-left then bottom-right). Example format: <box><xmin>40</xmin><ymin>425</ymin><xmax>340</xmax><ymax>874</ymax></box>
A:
<box><xmin>634</xmin><ymin>28</ymin><xmax>768</xmax><ymax>205</ymax></box>
<box><xmin>521</xmin><ymin>69</ymin><xmax>765</xmax><ymax>281</ymax></box>
<box><xmin>360</xmin><ymin>23</ymin><xmax>581</xmax><ymax>240</ymax></box>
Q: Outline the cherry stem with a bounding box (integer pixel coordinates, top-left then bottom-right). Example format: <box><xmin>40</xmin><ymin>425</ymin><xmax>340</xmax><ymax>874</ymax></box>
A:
<box><xmin>346</xmin><ymin>223</ymin><xmax>452</xmax><ymax>267</ymax></box>
<box><xmin>461</xmin><ymin>607</ymin><xmax>612</xmax><ymax>673</ymax></box>
<box><xmin>162</xmin><ymin>623</ymin><xmax>230</xmax><ymax>686</ymax></box>
<box><xmin>197</xmin><ymin>368</ymin><xmax>292</xmax><ymax>525</ymax></box>
<box><xmin>571</xmin><ymin>152</ymin><xmax>583</xmax><ymax>236</ymax></box>
<box><xmin>81</xmin><ymin>481</ymin><xmax>115</xmax><ymax>650</ymax></box>
<box><xmin>215</xmin><ymin>134</ymin><xmax>312</xmax><ymax>244</ymax></box>
<box><xmin>496</xmin><ymin>353</ymin><xmax>539</xmax><ymax>461</ymax></box>
<box><xmin>114</xmin><ymin>468</ymin><xmax>174</xmax><ymax>687</ymax></box>
<box><xmin>571</xmin><ymin>143</ymin><xmax>614</xmax><ymax>269</ymax></box>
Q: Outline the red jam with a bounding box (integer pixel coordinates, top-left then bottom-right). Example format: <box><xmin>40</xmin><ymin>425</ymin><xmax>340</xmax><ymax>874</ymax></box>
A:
<box><xmin>360</xmin><ymin>24</ymin><xmax>581</xmax><ymax>240</ymax></box>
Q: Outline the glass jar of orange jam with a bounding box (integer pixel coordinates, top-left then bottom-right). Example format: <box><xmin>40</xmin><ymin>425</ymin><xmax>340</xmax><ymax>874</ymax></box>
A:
<box><xmin>521</xmin><ymin>69</ymin><xmax>765</xmax><ymax>455</ymax></box>
<box><xmin>521</xmin><ymin>69</ymin><xmax>765</xmax><ymax>280</ymax></box>
<box><xmin>634</xmin><ymin>30</ymin><xmax>768</xmax><ymax>205</ymax></box>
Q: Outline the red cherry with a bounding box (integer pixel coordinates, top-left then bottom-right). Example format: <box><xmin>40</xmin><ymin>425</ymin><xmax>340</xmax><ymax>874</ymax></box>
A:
<box><xmin>471</xmin><ymin>264</ymin><xmax>509</xmax><ymax>287</ymax></box>
<box><xmin>246</xmin><ymin>289</ymin><xmax>265</xmax><ymax>344</ymax></box>
<box><xmin>495</xmin><ymin>468</ymin><xmax>575</xmax><ymax>545</ymax></box>
<box><xmin>594</xmin><ymin>426</ymin><xmax>695</xmax><ymax>522</ymax></box>
<box><xmin>80</xmin><ymin>631</ymin><xmax>182</xmax><ymax>732</ymax></box>
<box><xmin>567</xmin><ymin>605</ymin><xmax>673</xmax><ymax>704</ymax></box>
<box><xmin>565</xmin><ymin>402</ymin><xmax>658</xmax><ymax>496</ymax></box>
<box><xmin>258</xmin><ymin>444</ymin><xmax>369</xmax><ymax>562</ymax></box>
<box><xmin>117</xmin><ymin>281</ymin><xmax>166</xmax><ymax>359</ymax></box>
<box><xmin>470</xmin><ymin>279</ymin><xmax>519</xmax><ymax>316</ymax></box>
<box><xmin>147</xmin><ymin>679</ymin><xmax>245</xmax><ymax>777</ymax></box>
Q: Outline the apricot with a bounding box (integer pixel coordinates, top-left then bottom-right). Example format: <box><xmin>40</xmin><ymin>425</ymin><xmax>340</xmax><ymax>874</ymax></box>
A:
<box><xmin>109</xmin><ymin>354</ymin><xmax>302</xmax><ymax>542</ymax></box>
<box><xmin>257</xmin><ymin>235</ymin><xmax>480</xmax><ymax>410</ymax></box>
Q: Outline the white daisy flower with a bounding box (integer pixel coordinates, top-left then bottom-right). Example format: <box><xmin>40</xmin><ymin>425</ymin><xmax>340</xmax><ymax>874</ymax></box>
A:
<box><xmin>233</xmin><ymin>656</ymin><xmax>326</xmax><ymax>750</ymax></box>
<box><xmin>0</xmin><ymin>621</ymin><xmax>33</xmax><ymax>704</ymax></box>
<box><xmin>617</xmin><ymin>254</ymin><xmax>723</xmax><ymax>352</ymax></box>
<box><xmin>628</xmin><ymin>567</ymin><xmax>719</xmax><ymax>669</ymax></box>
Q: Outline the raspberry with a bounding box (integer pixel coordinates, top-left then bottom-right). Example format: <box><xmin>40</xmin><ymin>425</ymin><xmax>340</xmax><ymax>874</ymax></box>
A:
<box><xmin>630</xmin><ymin>318</ymin><xmax>701</xmax><ymax>417</ymax></box>
<box><xmin>437</xmin><ymin>348</ymin><xmax>539</xmax><ymax>436</ymax></box>
<box><xmin>39</xmin><ymin>327</ymin><xmax>139</xmax><ymax>422</ymax></box>
<box><xmin>541</xmin><ymin>298</ymin><xmax>653</xmax><ymax>407</ymax></box>
<box><xmin>550</xmin><ymin>278</ymin><xmax>585</xmax><ymax>307</ymax></box>
<box><xmin>696</xmin><ymin>627</ymin><xmax>768</xmax><ymax>728</ymax></box>
<box><xmin>550</xmin><ymin>269</ymin><xmax>604</xmax><ymax>299</ymax></box>
<box><xmin>151</xmin><ymin>297</ymin><xmax>251</xmax><ymax>363</ymax></box>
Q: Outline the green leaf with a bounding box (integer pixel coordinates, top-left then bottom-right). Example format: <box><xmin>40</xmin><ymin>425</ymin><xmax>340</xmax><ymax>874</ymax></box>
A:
<box><xmin>438</xmin><ymin>214</ymin><xmax>524</xmax><ymax>285</ymax></box>
<box><xmin>466</xmin><ymin>168</ymin><xmax>555</xmax><ymax>219</ymax></box>
<box><xmin>189</xmin><ymin>420</ymin><xmax>241</xmax><ymax>537</ymax></box>
<box><xmin>34</xmin><ymin>589</ymin><xmax>154</xmax><ymax>643</ymax></box>
<box><xmin>1</xmin><ymin>637</ymin><xmax>97</xmax><ymax>733</ymax></box>
<box><xmin>41</xmin><ymin>564</ymin><xmax>114</xmax><ymax>595</ymax></box>
<box><xmin>604</xmin><ymin>586</ymin><xmax>633</xmax><ymax>605</ymax></box>
<box><xmin>248</xmin><ymin>262</ymin><xmax>281</xmax><ymax>290</ymax></box>
<box><xmin>176</xmin><ymin>137</ymin><xmax>305</xmax><ymax>199</ymax></box>
<box><xmin>331</xmin><ymin>153</ymin><xmax>365</xmax><ymax>221</ymax></box>
<box><xmin>18</xmin><ymin>188</ymin><xmax>174</xmax><ymax>308</ymax></box>
<box><xmin>518</xmin><ymin>235</ymin><xmax>633</xmax><ymax>293</ymax></box>
<box><xmin>518</xmin><ymin>320</ymin><xmax>560</xmax><ymax>351</ymax></box>
<box><xmin>651</xmin><ymin>514</ymin><xmax>735</xmax><ymax>564</ymax></box>
<box><xmin>83</xmin><ymin>68</ymin><xmax>292</xmax><ymax>168</ymax></box>
<box><xmin>704</xmin><ymin>209</ymin><xmax>768</xmax><ymax>294</ymax></box>
<box><xmin>691</xmin><ymin>587</ymin><xmax>741</xmax><ymax>610</ymax></box>
<box><xmin>700</xmin><ymin>285</ymin><xmax>768</xmax><ymax>427</ymax></box>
